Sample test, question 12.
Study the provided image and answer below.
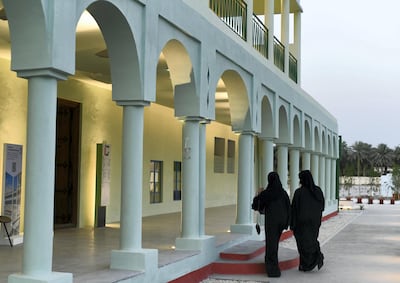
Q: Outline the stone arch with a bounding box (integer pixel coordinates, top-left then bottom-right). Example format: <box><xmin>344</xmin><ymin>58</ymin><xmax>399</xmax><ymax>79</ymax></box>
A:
<box><xmin>304</xmin><ymin>119</ymin><xmax>312</xmax><ymax>151</ymax></box>
<box><xmin>157</xmin><ymin>39</ymin><xmax>198</xmax><ymax>117</ymax></box>
<box><xmin>155</xmin><ymin>18</ymin><xmax>202</xmax><ymax>114</ymax></box>
<box><xmin>314</xmin><ymin>126</ymin><xmax>321</xmax><ymax>152</ymax></box>
<box><xmin>260</xmin><ymin>95</ymin><xmax>274</xmax><ymax>138</ymax></box>
<box><xmin>333</xmin><ymin>135</ymin><xmax>338</xmax><ymax>158</ymax></box>
<box><xmin>84</xmin><ymin>1</ymin><xmax>142</xmax><ymax>102</ymax></box>
<box><xmin>212</xmin><ymin>70</ymin><xmax>250</xmax><ymax>131</ymax></box>
<box><xmin>277</xmin><ymin>105</ymin><xmax>290</xmax><ymax>144</ymax></box>
<box><xmin>292</xmin><ymin>114</ymin><xmax>301</xmax><ymax>147</ymax></box>
<box><xmin>328</xmin><ymin>133</ymin><xmax>332</xmax><ymax>157</ymax></box>
<box><xmin>321</xmin><ymin>130</ymin><xmax>327</xmax><ymax>155</ymax></box>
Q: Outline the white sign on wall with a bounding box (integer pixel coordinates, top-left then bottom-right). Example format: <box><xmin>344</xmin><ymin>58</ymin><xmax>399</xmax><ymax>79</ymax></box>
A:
<box><xmin>2</xmin><ymin>143</ymin><xmax>22</xmax><ymax>236</ymax></box>
<box><xmin>101</xmin><ymin>144</ymin><xmax>111</xmax><ymax>206</ymax></box>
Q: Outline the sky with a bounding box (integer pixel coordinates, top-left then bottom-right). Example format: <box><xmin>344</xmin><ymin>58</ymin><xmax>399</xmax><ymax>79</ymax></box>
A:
<box><xmin>300</xmin><ymin>0</ymin><xmax>400</xmax><ymax>149</ymax></box>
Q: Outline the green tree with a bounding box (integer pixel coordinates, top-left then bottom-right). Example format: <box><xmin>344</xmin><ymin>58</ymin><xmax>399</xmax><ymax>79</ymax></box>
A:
<box><xmin>391</xmin><ymin>165</ymin><xmax>400</xmax><ymax>199</ymax></box>
<box><xmin>371</xmin><ymin>143</ymin><xmax>393</xmax><ymax>174</ymax></box>
<box><xmin>393</xmin><ymin>146</ymin><xmax>400</xmax><ymax>166</ymax></box>
<box><xmin>350</xmin><ymin>141</ymin><xmax>372</xmax><ymax>177</ymax></box>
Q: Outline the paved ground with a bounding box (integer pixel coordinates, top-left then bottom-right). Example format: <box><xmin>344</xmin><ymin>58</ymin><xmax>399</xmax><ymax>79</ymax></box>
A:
<box><xmin>203</xmin><ymin>205</ymin><xmax>400</xmax><ymax>283</ymax></box>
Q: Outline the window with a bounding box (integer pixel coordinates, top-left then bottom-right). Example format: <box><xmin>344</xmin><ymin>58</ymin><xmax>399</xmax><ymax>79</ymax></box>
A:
<box><xmin>150</xmin><ymin>160</ymin><xmax>162</xmax><ymax>204</ymax></box>
<box><xmin>173</xmin><ymin>161</ymin><xmax>182</xmax><ymax>201</ymax></box>
<box><xmin>227</xmin><ymin>139</ymin><xmax>235</xmax><ymax>173</ymax></box>
<box><xmin>214</xmin><ymin>137</ymin><xmax>225</xmax><ymax>173</ymax></box>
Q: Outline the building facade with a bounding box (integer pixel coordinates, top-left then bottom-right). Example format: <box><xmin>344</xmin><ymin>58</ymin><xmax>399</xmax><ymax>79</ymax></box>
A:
<box><xmin>0</xmin><ymin>0</ymin><xmax>338</xmax><ymax>282</ymax></box>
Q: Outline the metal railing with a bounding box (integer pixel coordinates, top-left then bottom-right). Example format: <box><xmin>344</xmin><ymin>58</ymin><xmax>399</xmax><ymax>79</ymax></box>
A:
<box><xmin>210</xmin><ymin>0</ymin><xmax>298</xmax><ymax>84</ymax></box>
<box><xmin>209</xmin><ymin>0</ymin><xmax>247</xmax><ymax>40</ymax></box>
<box><xmin>289</xmin><ymin>53</ymin><xmax>298</xmax><ymax>83</ymax></box>
<box><xmin>252</xmin><ymin>14</ymin><xmax>268</xmax><ymax>59</ymax></box>
<box><xmin>273</xmin><ymin>36</ymin><xmax>285</xmax><ymax>72</ymax></box>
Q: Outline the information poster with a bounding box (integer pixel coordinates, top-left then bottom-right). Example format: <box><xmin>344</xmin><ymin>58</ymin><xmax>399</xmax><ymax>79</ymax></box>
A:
<box><xmin>2</xmin><ymin>144</ymin><xmax>22</xmax><ymax>236</ymax></box>
<box><xmin>101</xmin><ymin>143</ymin><xmax>111</xmax><ymax>206</ymax></box>
<box><xmin>95</xmin><ymin>143</ymin><xmax>111</xmax><ymax>227</ymax></box>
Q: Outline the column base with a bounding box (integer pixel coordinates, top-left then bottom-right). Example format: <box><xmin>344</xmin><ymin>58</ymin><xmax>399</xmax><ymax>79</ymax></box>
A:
<box><xmin>8</xmin><ymin>272</ymin><xmax>72</xmax><ymax>283</ymax></box>
<box><xmin>230</xmin><ymin>223</ymin><xmax>255</xmax><ymax>235</ymax></box>
<box><xmin>110</xmin><ymin>249</ymin><xmax>158</xmax><ymax>272</ymax></box>
<box><xmin>175</xmin><ymin>235</ymin><xmax>215</xmax><ymax>252</ymax></box>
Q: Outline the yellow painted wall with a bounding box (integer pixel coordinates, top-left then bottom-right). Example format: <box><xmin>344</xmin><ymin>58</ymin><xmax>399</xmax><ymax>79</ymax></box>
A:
<box><xmin>58</xmin><ymin>77</ymin><xmax>123</xmax><ymax>227</ymax></box>
<box><xmin>0</xmin><ymin>58</ymin><xmax>27</xmax><ymax>231</ymax></box>
<box><xmin>0</xmin><ymin>60</ymin><xmax>239</xmax><ymax>229</ymax></box>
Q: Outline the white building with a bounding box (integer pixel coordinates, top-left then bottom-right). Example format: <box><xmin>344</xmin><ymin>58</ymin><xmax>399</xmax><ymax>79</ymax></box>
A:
<box><xmin>0</xmin><ymin>0</ymin><xmax>338</xmax><ymax>282</ymax></box>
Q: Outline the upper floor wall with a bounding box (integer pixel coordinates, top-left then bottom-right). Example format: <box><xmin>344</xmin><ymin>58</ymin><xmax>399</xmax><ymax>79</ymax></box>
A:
<box><xmin>2</xmin><ymin>0</ymin><xmax>338</xmax><ymax>157</ymax></box>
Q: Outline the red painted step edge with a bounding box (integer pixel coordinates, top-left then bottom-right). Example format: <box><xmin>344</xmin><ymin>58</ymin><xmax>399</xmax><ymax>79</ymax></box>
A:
<box><xmin>220</xmin><ymin>211</ymin><xmax>337</xmax><ymax>261</ymax></box>
<box><xmin>170</xmin><ymin>211</ymin><xmax>337</xmax><ymax>283</ymax></box>
<box><xmin>169</xmin><ymin>257</ymin><xmax>300</xmax><ymax>283</ymax></box>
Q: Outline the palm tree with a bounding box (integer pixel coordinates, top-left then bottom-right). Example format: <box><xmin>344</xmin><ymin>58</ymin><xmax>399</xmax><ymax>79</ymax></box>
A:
<box><xmin>350</xmin><ymin>141</ymin><xmax>371</xmax><ymax>177</ymax></box>
<box><xmin>393</xmin><ymin>146</ymin><xmax>400</xmax><ymax>166</ymax></box>
<box><xmin>339</xmin><ymin>141</ymin><xmax>355</xmax><ymax>176</ymax></box>
<box><xmin>371</xmin><ymin>143</ymin><xmax>394</xmax><ymax>174</ymax></box>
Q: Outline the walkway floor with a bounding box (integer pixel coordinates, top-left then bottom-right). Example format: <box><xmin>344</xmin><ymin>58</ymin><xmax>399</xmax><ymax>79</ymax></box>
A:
<box><xmin>2</xmin><ymin>205</ymin><xmax>399</xmax><ymax>283</ymax></box>
<box><xmin>0</xmin><ymin>205</ymin><xmax>243</xmax><ymax>283</ymax></box>
<box><xmin>203</xmin><ymin>205</ymin><xmax>400</xmax><ymax>283</ymax></box>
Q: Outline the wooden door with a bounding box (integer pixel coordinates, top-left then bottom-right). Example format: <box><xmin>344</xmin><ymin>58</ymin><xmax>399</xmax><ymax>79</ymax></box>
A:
<box><xmin>54</xmin><ymin>99</ymin><xmax>80</xmax><ymax>228</ymax></box>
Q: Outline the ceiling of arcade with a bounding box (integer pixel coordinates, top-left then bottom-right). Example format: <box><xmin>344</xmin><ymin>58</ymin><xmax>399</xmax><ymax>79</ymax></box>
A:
<box><xmin>0</xmin><ymin>6</ymin><xmax>233</xmax><ymax>126</ymax></box>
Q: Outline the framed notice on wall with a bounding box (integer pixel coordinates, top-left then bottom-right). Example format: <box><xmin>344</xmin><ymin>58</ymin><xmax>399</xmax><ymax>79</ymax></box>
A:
<box><xmin>2</xmin><ymin>143</ymin><xmax>22</xmax><ymax>236</ymax></box>
<box><xmin>95</xmin><ymin>143</ymin><xmax>111</xmax><ymax>227</ymax></box>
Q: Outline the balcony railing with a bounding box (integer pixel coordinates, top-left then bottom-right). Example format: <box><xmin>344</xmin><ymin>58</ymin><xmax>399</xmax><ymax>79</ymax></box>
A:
<box><xmin>252</xmin><ymin>14</ymin><xmax>268</xmax><ymax>59</ymax></box>
<box><xmin>273</xmin><ymin>36</ymin><xmax>285</xmax><ymax>72</ymax></box>
<box><xmin>210</xmin><ymin>0</ymin><xmax>298</xmax><ymax>83</ymax></box>
<box><xmin>289</xmin><ymin>53</ymin><xmax>298</xmax><ymax>83</ymax></box>
<box><xmin>209</xmin><ymin>0</ymin><xmax>247</xmax><ymax>41</ymax></box>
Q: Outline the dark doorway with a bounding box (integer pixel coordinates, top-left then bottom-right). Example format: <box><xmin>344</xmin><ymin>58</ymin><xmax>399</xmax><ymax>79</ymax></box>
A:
<box><xmin>54</xmin><ymin>99</ymin><xmax>80</xmax><ymax>228</ymax></box>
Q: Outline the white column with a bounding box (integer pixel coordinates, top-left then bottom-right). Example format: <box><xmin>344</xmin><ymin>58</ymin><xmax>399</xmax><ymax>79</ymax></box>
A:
<box><xmin>311</xmin><ymin>153</ymin><xmax>319</xmax><ymax>185</ymax></box>
<box><xmin>237</xmin><ymin>133</ymin><xmax>253</xmax><ymax>224</ymax></box>
<box><xmin>260</xmin><ymin>139</ymin><xmax>274</xmax><ymax>187</ymax></box>
<box><xmin>289</xmin><ymin>148</ymin><xmax>300</xmax><ymax>198</ymax></box>
<box><xmin>277</xmin><ymin>145</ymin><xmax>289</xmax><ymax>189</ymax></box>
<box><xmin>331</xmin><ymin>159</ymin><xmax>337</xmax><ymax>204</ymax></box>
<box><xmin>325</xmin><ymin>157</ymin><xmax>331</xmax><ymax>204</ymax></box>
<box><xmin>181</xmin><ymin>119</ymin><xmax>200</xmax><ymax>238</ymax></box>
<box><xmin>176</xmin><ymin>122</ymin><xmax>214</xmax><ymax>250</ymax></box>
<box><xmin>119</xmin><ymin>104</ymin><xmax>146</xmax><ymax>250</ymax></box>
<box><xmin>319</xmin><ymin>155</ymin><xmax>326</xmax><ymax>194</ymax></box>
<box><xmin>302</xmin><ymin>151</ymin><xmax>311</xmax><ymax>170</ymax></box>
<box><xmin>264</xmin><ymin>0</ymin><xmax>274</xmax><ymax>60</ymax></box>
<box><xmin>294</xmin><ymin>11</ymin><xmax>301</xmax><ymax>84</ymax></box>
<box><xmin>111</xmin><ymin>103</ymin><xmax>157</xmax><ymax>271</ymax></box>
<box><xmin>245</xmin><ymin>0</ymin><xmax>253</xmax><ymax>44</ymax></box>
<box><xmin>281</xmin><ymin>0</ymin><xmax>290</xmax><ymax>74</ymax></box>
<box><xmin>12</xmin><ymin>75</ymin><xmax>72</xmax><ymax>282</ymax></box>
<box><xmin>231</xmin><ymin>132</ymin><xmax>254</xmax><ymax>235</ymax></box>
<box><xmin>23</xmin><ymin>76</ymin><xmax>57</xmax><ymax>274</ymax></box>
<box><xmin>199</xmin><ymin>121</ymin><xmax>207</xmax><ymax>236</ymax></box>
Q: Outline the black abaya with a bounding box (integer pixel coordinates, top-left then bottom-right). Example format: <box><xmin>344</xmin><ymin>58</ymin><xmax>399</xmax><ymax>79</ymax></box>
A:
<box><xmin>291</xmin><ymin>170</ymin><xmax>325</xmax><ymax>271</ymax></box>
<box><xmin>256</xmin><ymin>172</ymin><xmax>291</xmax><ymax>277</ymax></box>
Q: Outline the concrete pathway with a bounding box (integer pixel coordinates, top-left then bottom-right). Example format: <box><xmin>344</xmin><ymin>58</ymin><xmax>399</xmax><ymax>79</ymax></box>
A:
<box><xmin>204</xmin><ymin>205</ymin><xmax>400</xmax><ymax>283</ymax></box>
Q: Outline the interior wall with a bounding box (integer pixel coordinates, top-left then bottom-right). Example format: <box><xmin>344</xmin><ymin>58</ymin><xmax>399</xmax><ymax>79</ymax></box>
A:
<box><xmin>0</xmin><ymin>60</ymin><xmax>239</xmax><ymax>229</ymax></box>
<box><xmin>0</xmin><ymin>58</ymin><xmax>28</xmax><ymax>231</ymax></box>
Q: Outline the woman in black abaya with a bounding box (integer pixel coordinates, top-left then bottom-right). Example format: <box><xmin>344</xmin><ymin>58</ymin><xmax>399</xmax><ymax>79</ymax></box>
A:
<box><xmin>254</xmin><ymin>172</ymin><xmax>290</xmax><ymax>277</ymax></box>
<box><xmin>291</xmin><ymin>170</ymin><xmax>325</xmax><ymax>272</ymax></box>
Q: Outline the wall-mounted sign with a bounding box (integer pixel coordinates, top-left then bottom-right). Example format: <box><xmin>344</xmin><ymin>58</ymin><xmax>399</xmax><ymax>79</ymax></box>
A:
<box><xmin>2</xmin><ymin>143</ymin><xmax>22</xmax><ymax>236</ymax></box>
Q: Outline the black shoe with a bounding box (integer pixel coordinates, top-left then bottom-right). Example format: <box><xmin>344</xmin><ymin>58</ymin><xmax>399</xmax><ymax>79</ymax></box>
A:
<box><xmin>256</xmin><ymin>223</ymin><xmax>261</xmax><ymax>234</ymax></box>
<box><xmin>268</xmin><ymin>271</ymin><xmax>281</xmax><ymax>278</ymax></box>
<box><xmin>318</xmin><ymin>254</ymin><xmax>324</xmax><ymax>270</ymax></box>
<box><xmin>298</xmin><ymin>265</ymin><xmax>305</xmax><ymax>272</ymax></box>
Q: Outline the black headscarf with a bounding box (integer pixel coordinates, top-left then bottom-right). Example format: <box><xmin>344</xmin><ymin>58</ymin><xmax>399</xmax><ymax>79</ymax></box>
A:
<box><xmin>299</xmin><ymin>170</ymin><xmax>324</xmax><ymax>204</ymax></box>
<box><xmin>264</xmin><ymin>171</ymin><xmax>286</xmax><ymax>202</ymax></box>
